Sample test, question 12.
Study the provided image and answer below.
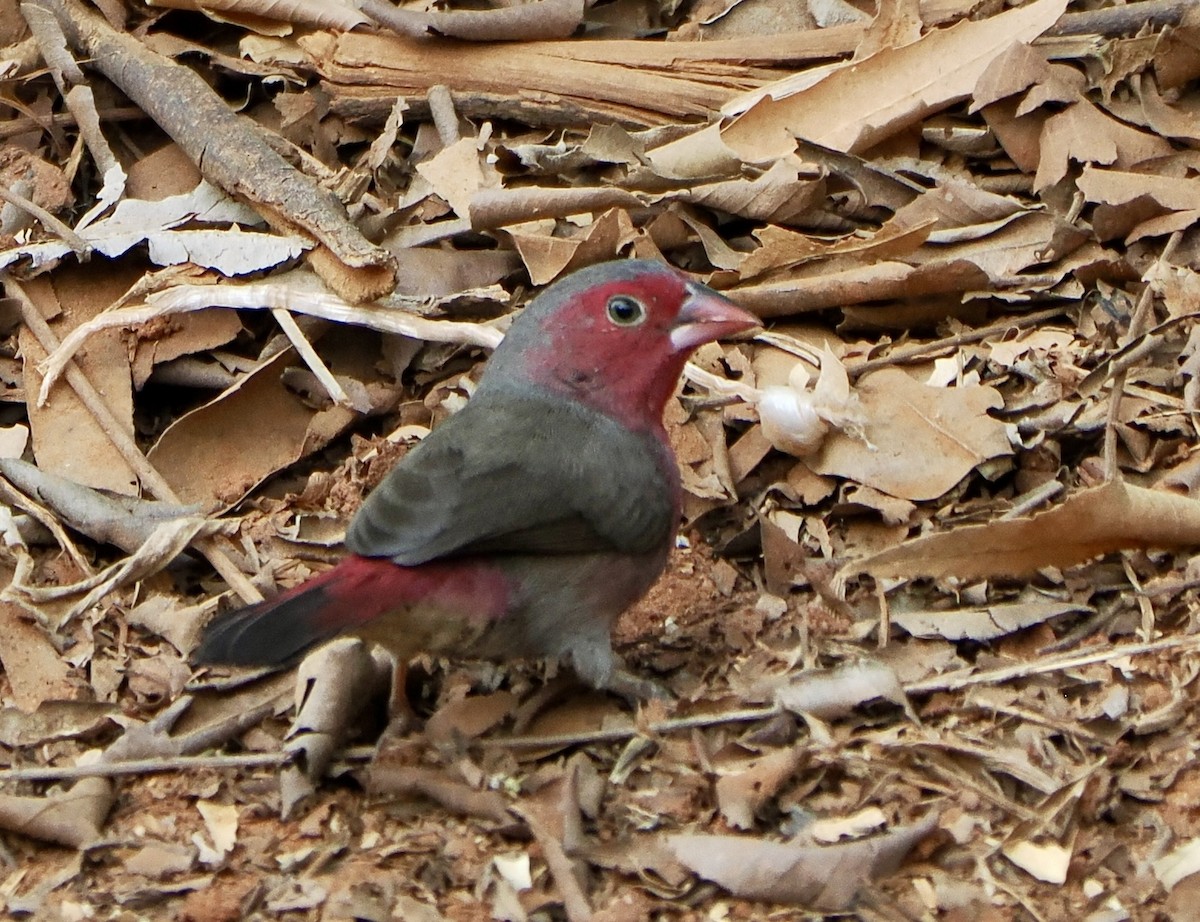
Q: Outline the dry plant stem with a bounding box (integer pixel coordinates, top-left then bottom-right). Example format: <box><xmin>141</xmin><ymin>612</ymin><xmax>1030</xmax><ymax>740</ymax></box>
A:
<box><xmin>1102</xmin><ymin>287</ymin><xmax>1153</xmax><ymax>481</ymax></box>
<box><xmin>848</xmin><ymin>305</ymin><xmax>1068</xmax><ymax>381</ymax></box>
<box><xmin>4</xmin><ymin>277</ymin><xmax>263</xmax><ymax>605</ymax></box>
<box><xmin>905</xmin><ymin>632</ymin><xmax>1200</xmax><ymax>695</ymax></box>
<box><xmin>999</xmin><ymin>479</ymin><xmax>1064</xmax><ymax>520</ymax></box>
<box><xmin>427</xmin><ymin>84</ymin><xmax>461</xmax><ymax>146</ymax></box>
<box><xmin>1103</xmin><ymin>232</ymin><xmax>1181</xmax><ymax>481</ymax></box>
<box><xmin>486</xmin><ymin>705</ymin><xmax>781</xmax><ymax>749</ymax></box>
<box><xmin>512</xmin><ymin>805</ymin><xmax>593</xmax><ymax>922</ymax></box>
<box><xmin>0</xmin><ymin>105</ymin><xmax>144</xmax><ymax>141</ymax></box>
<box><xmin>0</xmin><ymin>751</ymin><xmax>294</xmax><ymax>783</ymax></box>
<box><xmin>270</xmin><ymin>308</ymin><xmax>353</xmax><ymax>408</ymax></box>
<box><xmin>0</xmin><ymin>182</ymin><xmax>89</xmax><ymax>253</ymax></box>
<box><xmin>37</xmin><ymin>282</ymin><xmax>505</xmax><ymax>402</ymax></box>
<box><xmin>26</xmin><ymin>0</ymin><xmax>393</xmax><ymax>296</ymax></box>
<box><xmin>63</xmin><ymin>85</ymin><xmax>121</xmax><ymax>203</ymax></box>
<box><xmin>1046</xmin><ymin>0</ymin><xmax>1198</xmax><ymax>35</ymax></box>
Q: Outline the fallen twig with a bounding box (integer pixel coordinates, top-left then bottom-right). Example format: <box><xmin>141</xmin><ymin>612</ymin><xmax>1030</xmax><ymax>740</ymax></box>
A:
<box><xmin>904</xmin><ymin>633</ymin><xmax>1200</xmax><ymax>695</ymax></box>
<box><xmin>4</xmin><ymin>276</ymin><xmax>263</xmax><ymax>605</ymax></box>
<box><xmin>0</xmin><ymin>751</ymin><xmax>293</xmax><ymax>783</ymax></box>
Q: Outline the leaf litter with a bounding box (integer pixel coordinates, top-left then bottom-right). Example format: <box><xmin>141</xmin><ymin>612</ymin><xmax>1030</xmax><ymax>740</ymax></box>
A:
<box><xmin>2</xmin><ymin>0</ymin><xmax>1200</xmax><ymax>918</ymax></box>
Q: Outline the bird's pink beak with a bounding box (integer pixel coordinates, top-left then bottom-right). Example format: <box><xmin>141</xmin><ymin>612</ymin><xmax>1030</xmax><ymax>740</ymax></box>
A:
<box><xmin>669</xmin><ymin>282</ymin><xmax>760</xmax><ymax>352</ymax></box>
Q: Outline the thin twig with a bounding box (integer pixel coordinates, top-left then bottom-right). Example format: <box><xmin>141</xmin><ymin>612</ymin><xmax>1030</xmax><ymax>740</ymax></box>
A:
<box><xmin>1103</xmin><ymin>232</ymin><xmax>1181</xmax><ymax>481</ymax></box>
<box><xmin>0</xmin><ymin>105</ymin><xmax>145</xmax><ymax>141</ymax></box>
<box><xmin>0</xmin><ymin>182</ymin><xmax>90</xmax><ymax>253</ymax></box>
<box><xmin>848</xmin><ymin>305</ymin><xmax>1069</xmax><ymax>381</ymax></box>
<box><xmin>904</xmin><ymin>633</ymin><xmax>1200</xmax><ymax>695</ymax></box>
<box><xmin>998</xmin><ymin>479</ymin><xmax>1064</xmax><ymax>520</ymax></box>
<box><xmin>270</xmin><ymin>308</ymin><xmax>354</xmax><ymax>409</ymax></box>
<box><xmin>0</xmin><ymin>751</ymin><xmax>292</xmax><ymax>783</ymax></box>
<box><xmin>513</xmin><ymin>804</ymin><xmax>593</xmax><ymax>922</ymax></box>
<box><xmin>481</xmin><ymin>704</ymin><xmax>780</xmax><ymax>749</ymax></box>
<box><xmin>4</xmin><ymin>277</ymin><xmax>263</xmax><ymax>605</ymax></box>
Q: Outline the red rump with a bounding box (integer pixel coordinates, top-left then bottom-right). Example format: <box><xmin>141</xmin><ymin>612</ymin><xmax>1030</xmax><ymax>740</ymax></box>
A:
<box><xmin>314</xmin><ymin>555</ymin><xmax>511</xmax><ymax>630</ymax></box>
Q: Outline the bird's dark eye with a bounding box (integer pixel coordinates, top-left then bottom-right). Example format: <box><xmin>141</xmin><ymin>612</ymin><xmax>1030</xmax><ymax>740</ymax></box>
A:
<box><xmin>606</xmin><ymin>295</ymin><xmax>646</xmax><ymax>327</ymax></box>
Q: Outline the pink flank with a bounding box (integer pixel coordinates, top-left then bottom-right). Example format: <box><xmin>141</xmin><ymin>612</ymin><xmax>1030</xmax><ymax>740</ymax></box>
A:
<box><xmin>310</xmin><ymin>554</ymin><xmax>511</xmax><ymax>632</ymax></box>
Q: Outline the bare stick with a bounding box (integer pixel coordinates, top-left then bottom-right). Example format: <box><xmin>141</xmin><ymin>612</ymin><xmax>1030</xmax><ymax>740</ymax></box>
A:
<box><xmin>904</xmin><ymin>633</ymin><xmax>1200</xmax><ymax>695</ymax></box>
<box><xmin>270</xmin><ymin>309</ymin><xmax>353</xmax><ymax>409</ymax></box>
<box><xmin>0</xmin><ymin>182</ymin><xmax>90</xmax><ymax>253</ymax></box>
<box><xmin>0</xmin><ymin>751</ymin><xmax>291</xmax><ymax>783</ymax></box>
<box><xmin>512</xmin><ymin>804</ymin><xmax>593</xmax><ymax>922</ymax></box>
<box><xmin>848</xmin><ymin>305</ymin><xmax>1068</xmax><ymax>381</ymax></box>
<box><xmin>482</xmin><ymin>704</ymin><xmax>780</xmax><ymax>749</ymax></box>
<box><xmin>1047</xmin><ymin>0</ymin><xmax>1199</xmax><ymax>36</ymax></box>
<box><xmin>1102</xmin><ymin>232</ymin><xmax>1181</xmax><ymax>481</ymax></box>
<box><xmin>4</xmin><ymin>277</ymin><xmax>263</xmax><ymax>604</ymax></box>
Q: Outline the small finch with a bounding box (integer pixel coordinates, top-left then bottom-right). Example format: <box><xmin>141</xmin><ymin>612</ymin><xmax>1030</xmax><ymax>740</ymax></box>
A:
<box><xmin>194</xmin><ymin>260</ymin><xmax>759</xmax><ymax>696</ymax></box>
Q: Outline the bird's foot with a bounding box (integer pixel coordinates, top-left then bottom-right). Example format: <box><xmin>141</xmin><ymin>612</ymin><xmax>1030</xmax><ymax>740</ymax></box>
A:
<box><xmin>603</xmin><ymin>665</ymin><xmax>672</xmax><ymax>707</ymax></box>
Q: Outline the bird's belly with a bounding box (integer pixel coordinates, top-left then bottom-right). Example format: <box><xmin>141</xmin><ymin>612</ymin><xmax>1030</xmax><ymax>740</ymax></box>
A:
<box><xmin>351</xmin><ymin>601</ymin><xmax>494</xmax><ymax>659</ymax></box>
<box><xmin>464</xmin><ymin>549</ymin><xmax>667</xmax><ymax>664</ymax></box>
<box><xmin>342</xmin><ymin>548</ymin><xmax>667</xmax><ymax>686</ymax></box>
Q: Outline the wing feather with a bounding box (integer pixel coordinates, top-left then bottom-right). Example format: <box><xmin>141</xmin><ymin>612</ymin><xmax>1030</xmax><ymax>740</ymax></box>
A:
<box><xmin>346</xmin><ymin>389</ymin><xmax>675</xmax><ymax>564</ymax></box>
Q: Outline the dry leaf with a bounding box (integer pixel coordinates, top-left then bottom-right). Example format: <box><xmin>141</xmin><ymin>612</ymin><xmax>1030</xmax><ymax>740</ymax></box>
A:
<box><xmin>716</xmin><ymin>745</ymin><xmax>805</xmax><ymax>829</ymax></box>
<box><xmin>720</xmin><ymin>0</ymin><xmax>1066</xmax><ymax>156</ymax></box>
<box><xmin>0</xmin><ymin>776</ymin><xmax>114</xmax><ymax>848</ymax></box>
<box><xmin>807</xmin><ymin>368</ymin><xmax>1011</xmax><ymax>502</ymax></box>
<box><xmin>669</xmin><ymin>814</ymin><xmax>937</xmax><ymax>909</ymax></box>
<box><xmin>776</xmin><ymin>660</ymin><xmax>910</xmax><ymax>720</ymax></box>
<box><xmin>854</xmin><ymin>480</ymin><xmax>1200</xmax><ymax>580</ymax></box>
<box><xmin>892</xmin><ymin>600</ymin><xmax>1087</xmax><ymax>641</ymax></box>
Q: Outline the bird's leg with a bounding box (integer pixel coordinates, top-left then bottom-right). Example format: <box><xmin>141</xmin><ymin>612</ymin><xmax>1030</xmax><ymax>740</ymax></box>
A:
<box><xmin>383</xmin><ymin>658</ymin><xmax>418</xmax><ymax>735</ymax></box>
<box><xmin>602</xmin><ymin>660</ymin><xmax>672</xmax><ymax>704</ymax></box>
<box><xmin>570</xmin><ymin>639</ymin><xmax>671</xmax><ymax>704</ymax></box>
<box><xmin>368</xmin><ymin>651</ymin><xmax>423</xmax><ymax>762</ymax></box>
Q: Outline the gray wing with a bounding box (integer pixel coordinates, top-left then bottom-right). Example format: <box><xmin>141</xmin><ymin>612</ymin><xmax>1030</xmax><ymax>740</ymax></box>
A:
<box><xmin>345</xmin><ymin>389</ymin><xmax>675</xmax><ymax>564</ymax></box>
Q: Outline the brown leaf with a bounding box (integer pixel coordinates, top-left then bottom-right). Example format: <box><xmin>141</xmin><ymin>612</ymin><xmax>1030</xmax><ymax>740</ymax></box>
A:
<box><xmin>669</xmin><ymin>813</ymin><xmax>938</xmax><ymax>909</ymax></box>
<box><xmin>854</xmin><ymin>480</ymin><xmax>1200</xmax><ymax>580</ymax></box>
<box><xmin>807</xmin><ymin>368</ymin><xmax>1011</xmax><ymax>502</ymax></box>
<box><xmin>721</xmin><ymin>0</ymin><xmax>1066</xmax><ymax>156</ymax></box>
<box><xmin>0</xmin><ymin>777</ymin><xmax>114</xmax><ymax>848</ymax></box>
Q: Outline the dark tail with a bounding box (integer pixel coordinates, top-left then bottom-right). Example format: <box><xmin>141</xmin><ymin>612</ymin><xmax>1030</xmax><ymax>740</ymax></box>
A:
<box><xmin>193</xmin><ymin>577</ymin><xmax>343</xmax><ymax>667</ymax></box>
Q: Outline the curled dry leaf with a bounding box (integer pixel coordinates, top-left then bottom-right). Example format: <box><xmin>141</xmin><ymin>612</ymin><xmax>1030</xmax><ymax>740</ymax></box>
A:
<box><xmin>146</xmin><ymin>349</ymin><xmax>367</xmax><ymax>508</ymax></box>
<box><xmin>424</xmin><ymin>690</ymin><xmax>519</xmax><ymax>747</ymax></box>
<box><xmin>721</xmin><ymin>0</ymin><xmax>1066</xmax><ymax>156</ymax></box>
<box><xmin>892</xmin><ymin>599</ymin><xmax>1089</xmax><ymax>642</ymax></box>
<box><xmin>715</xmin><ymin>744</ymin><xmax>805</xmax><ymax>830</ymax></box>
<box><xmin>367</xmin><ymin>764</ymin><xmax>511</xmax><ymax>824</ymax></box>
<box><xmin>775</xmin><ymin>659</ymin><xmax>910</xmax><ymax>721</ymax></box>
<box><xmin>0</xmin><ymin>776</ymin><xmax>114</xmax><ymax>848</ymax></box>
<box><xmin>281</xmin><ymin>638</ymin><xmax>393</xmax><ymax>816</ymax></box>
<box><xmin>0</xmin><ymin>700</ymin><xmax>117</xmax><ymax>747</ymax></box>
<box><xmin>853</xmin><ymin>479</ymin><xmax>1200</xmax><ymax>581</ymax></box>
<box><xmin>668</xmin><ymin>813</ymin><xmax>938</xmax><ymax>910</ymax></box>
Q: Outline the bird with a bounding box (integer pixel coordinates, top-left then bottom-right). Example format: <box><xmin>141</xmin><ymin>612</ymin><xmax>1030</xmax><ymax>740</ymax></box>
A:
<box><xmin>193</xmin><ymin>259</ymin><xmax>759</xmax><ymax>698</ymax></box>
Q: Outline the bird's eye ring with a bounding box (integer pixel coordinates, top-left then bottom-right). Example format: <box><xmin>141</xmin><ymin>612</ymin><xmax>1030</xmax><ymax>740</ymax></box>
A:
<box><xmin>606</xmin><ymin>295</ymin><xmax>646</xmax><ymax>327</ymax></box>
